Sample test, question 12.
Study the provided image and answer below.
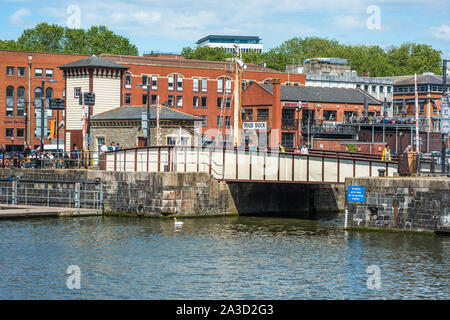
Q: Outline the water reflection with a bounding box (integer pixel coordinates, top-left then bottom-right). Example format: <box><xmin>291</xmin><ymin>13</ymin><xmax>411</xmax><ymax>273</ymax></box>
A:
<box><xmin>0</xmin><ymin>216</ymin><xmax>448</xmax><ymax>299</ymax></box>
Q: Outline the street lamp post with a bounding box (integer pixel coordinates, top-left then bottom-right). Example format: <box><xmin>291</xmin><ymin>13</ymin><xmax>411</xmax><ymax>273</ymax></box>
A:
<box><xmin>137</xmin><ymin>81</ymin><xmax>151</xmax><ymax>146</ymax></box>
<box><xmin>39</xmin><ymin>79</ymin><xmax>57</xmax><ymax>153</ymax></box>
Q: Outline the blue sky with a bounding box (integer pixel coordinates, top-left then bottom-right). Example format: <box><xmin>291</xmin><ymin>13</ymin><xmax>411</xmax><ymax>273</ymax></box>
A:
<box><xmin>1</xmin><ymin>0</ymin><xmax>450</xmax><ymax>60</ymax></box>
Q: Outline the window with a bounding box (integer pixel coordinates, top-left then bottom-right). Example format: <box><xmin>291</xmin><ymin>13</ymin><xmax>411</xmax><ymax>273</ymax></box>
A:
<box><xmin>125</xmin><ymin>73</ymin><xmax>132</xmax><ymax>88</ymax></box>
<box><xmin>142</xmin><ymin>75</ymin><xmax>149</xmax><ymax>86</ymax></box>
<box><xmin>243</xmin><ymin>109</ymin><xmax>253</xmax><ymax>121</ymax></box>
<box><xmin>5</xmin><ymin>128</ymin><xmax>14</xmax><ymax>138</ymax></box>
<box><xmin>217</xmin><ymin>116</ymin><xmax>223</xmax><ymax>127</ymax></box>
<box><xmin>201</xmin><ymin>78</ymin><xmax>207</xmax><ymax>92</ymax></box>
<box><xmin>241</xmin><ymin>80</ymin><xmax>247</xmax><ymax>90</ymax></box>
<box><xmin>225</xmin><ymin>97</ymin><xmax>231</xmax><ymax>108</ymax></box>
<box><xmin>35</xmin><ymin>68</ymin><xmax>43</xmax><ymax>77</ymax></box>
<box><xmin>281</xmin><ymin>133</ymin><xmax>295</xmax><ymax>148</ymax></box>
<box><xmin>180</xmin><ymin>137</ymin><xmax>190</xmax><ymax>146</ymax></box>
<box><xmin>167</xmin><ymin>137</ymin><xmax>177</xmax><ymax>145</ymax></box>
<box><xmin>74</xmin><ymin>87</ymin><xmax>81</xmax><ymax>98</ymax></box>
<box><xmin>364</xmin><ymin>85</ymin><xmax>369</xmax><ymax>92</ymax></box>
<box><xmin>379</xmin><ymin>86</ymin><xmax>384</xmax><ymax>93</ymax></box>
<box><xmin>151</xmin><ymin>95</ymin><xmax>158</xmax><ymax>105</ymax></box>
<box><xmin>46</xmin><ymin>69</ymin><xmax>54</xmax><ymax>78</ymax></box>
<box><xmin>387</xmin><ymin>86</ymin><xmax>392</xmax><ymax>94</ymax></box>
<box><xmin>282</xmin><ymin>109</ymin><xmax>296</xmax><ymax>126</ymax></box>
<box><xmin>323</xmin><ymin>110</ymin><xmax>337</xmax><ymax>121</ymax></box>
<box><xmin>142</xmin><ymin>94</ymin><xmax>148</xmax><ymax>105</ymax></box>
<box><xmin>176</xmin><ymin>96</ymin><xmax>183</xmax><ymax>107</ymax></box>
<box><xmin>217</xmin><ymin>97</ymin><xmax>223</xmax><ymax>109</ymax></box>
<box><xmin>177</xmin><ymin>76</ymin><xmax>183</xmax><ymax>91</ymax></box>
<box><xmin>46</xmin><ymin>88</ymin><xmax>53</xmax><ymax>116</ymax></box>
<box><xmin>225</xmin><ymin>116</ymin><xmax>231</xmax><ymax>127</ymax></box>
<box><xmin>225</xmin><ymin>79</ymin><xmax>231</xmax><ymax>93</ymax></box>
<box><xmin>257</xmin><ymin>109</ymin><xmax>269</xmax><ymax>120</ymax></box>
<box><xmin>151</xmin><ymin>76</ymin><xmax>157</xmax><ymax>90</ymax></box>
<box><xmin>168</xmin><ymin>75</ymin><xmax>174</xmax><ymax>91</ymax></box>
<box><xmin>193</xmin><ymin>96</ymin><xmax>199</xmax><ymax>108</ymax></box>
<box><xmin>16</xmin><ymin>128</ymin><xmax>24</xmax><ymax>138</ymax></box>
<box><xmin>6</xmin><ymin>86</ymin><xmax>14</xmax><ymax>117</ymax></box>
<box><xmin>372</xmin><ymin>85</ymin><xmax>376</xmax><ymax>93</ymax></box>
<box><xmin>125</xmin><ymin>94</ymin><xmax>131</xmax><ymax>104</ymax></box>
<box><xmin>419</xmin><ymin>103</ymin><xmax>424</xmax><ymax>114</ymax></box>
<box><xmin>201</xmin><ymin>97</ymin><xmax>207</xmax><ymax>108</ymax></box>
<box><xmin>168</xmin><ymin>95</ymin><xmax>174</xmax><ymax>107</ymax></box>
<box><xmin>35</xmin><ymin>87</ymin><xmax>42</xmax><ymax>107</ymax></box>
<box><xmin>193</xmin><ymin>78</ymin><xmax>199</xmax><ymax>92</ymax></box>
<box><xmin>17</xmin><ymin>86</ymin><xmax>25</xmax><ymax>117</ymax></box>
<box><xmin>201</xmin><ymin>115</ymin><xmax>207</xmax><ymax>127</ymax></box>
<box><xmin>217</xmin><ymin>78</ymin><xmax>223</xmax><ymax>93</ymax></box>
<box><xmin>18</xmin><ymin>67</ymin><xmax>25</xmax><ymax>77</ymax></box>
<box><xmin>6</xmin><ymin>66</ymin><xmax>14</xmax><ymax>76</ymax></box>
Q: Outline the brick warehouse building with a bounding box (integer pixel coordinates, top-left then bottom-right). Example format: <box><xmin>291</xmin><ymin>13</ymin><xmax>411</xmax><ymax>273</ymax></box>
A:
<box><xmin>0</xmin><ymin>50</ymin><xmax>304</xmax><ymax>152</ymax></box>
<box><xmin>241</xmin><ymin>80</ymin><xmax>381</xmax><ymax>149</ymax></box>
<box><xmin>0</xmin><ymin>50</ymin><xmax>88</xmax><ymax>151</ymax></box>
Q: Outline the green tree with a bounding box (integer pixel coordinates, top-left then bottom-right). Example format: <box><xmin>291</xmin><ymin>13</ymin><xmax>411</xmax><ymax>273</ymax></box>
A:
<box><xmin>181</xmin><ymin>46</ymin><xmax>232</xmax><ymax>61</ymax></box>
<box><xmin>1</xmin><ymin>23</ymin><xmax>138</xmax><ymax>56</ymax></box>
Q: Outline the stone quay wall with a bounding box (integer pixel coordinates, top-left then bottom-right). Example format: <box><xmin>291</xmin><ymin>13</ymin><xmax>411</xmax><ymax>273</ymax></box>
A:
<box><xmin>345</xmin><ymin>177</ymin><xmax>450</xmax><ymax>233</ymax></box>
<box><xmin>0</xmin><ymin>169</ymin><xmax>345</xmax><ymax>218</ymax></box>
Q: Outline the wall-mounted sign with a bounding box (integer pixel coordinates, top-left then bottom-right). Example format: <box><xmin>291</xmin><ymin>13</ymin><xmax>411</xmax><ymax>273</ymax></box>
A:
<box><xmin>282</xmin><ymin>101</ymin><xmax>309</xmax><ymax>108</ymax></box>
<box><xmin>441</xmin><ymin>119</ymin><xmax>450</xmax><ymax>134</ymax></box>
<box><xmin>243</xmin><ymin>122</ymin><xmax>267</xmax><ymax>130</ymax></box>
<box><xmin>347</xmin><ymin>186</ymin><xmax>366</xmax><ymax>203</ymax></box>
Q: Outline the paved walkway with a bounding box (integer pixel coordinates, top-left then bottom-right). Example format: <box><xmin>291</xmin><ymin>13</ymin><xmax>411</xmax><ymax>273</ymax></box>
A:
<box><xmin>0</xmin><ymin>204</ymin><xmax>101</xmax><ymax>219</ymax></box>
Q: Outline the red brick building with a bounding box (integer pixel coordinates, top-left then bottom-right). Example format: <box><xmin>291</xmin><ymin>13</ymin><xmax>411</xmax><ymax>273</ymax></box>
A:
<box><xmin>0</xmin><ymin>50</ymin><xmax>87</xmax><ymax>151</ymax></box>
<box><xmin>391</xmin><ymin>73</ymin><xmax>447</xmax><ymax>133</ymax></box>
<box><xmin>241</xmin><ymin>80</ymin><xmax>381</xmax><ymax>149</ymax></box>
<box><xmin>0</xmin><ymin>50</ymin><xmax>304</xmax><ymax>151</ymax></box>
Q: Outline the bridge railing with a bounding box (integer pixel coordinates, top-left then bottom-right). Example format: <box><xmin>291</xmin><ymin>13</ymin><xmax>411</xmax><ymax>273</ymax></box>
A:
<box><xmin>103</xmin><ymin>146</ymin><xmax>398</xmax><ymax>184</ymax></box>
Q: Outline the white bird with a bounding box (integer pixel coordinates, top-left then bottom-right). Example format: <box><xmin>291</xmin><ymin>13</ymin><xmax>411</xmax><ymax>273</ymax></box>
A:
<box><xmin>174</xmin><ymin>218</ymin><xmax>184</xmax><ymax>227</ymax></box>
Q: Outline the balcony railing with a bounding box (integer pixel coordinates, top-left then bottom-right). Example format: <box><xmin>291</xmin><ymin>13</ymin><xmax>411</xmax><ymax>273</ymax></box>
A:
<box><xmin>302</xmin><ymin>124</ymin><xmax>358</xmax><ymax>135</ymax></box>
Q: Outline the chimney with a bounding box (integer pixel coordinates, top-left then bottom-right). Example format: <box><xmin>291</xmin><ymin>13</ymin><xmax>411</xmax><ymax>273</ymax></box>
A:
<box><xmin>271</xmin><ymin>79</ymin><xmax>282</xmax><ymax>148</ymax></box>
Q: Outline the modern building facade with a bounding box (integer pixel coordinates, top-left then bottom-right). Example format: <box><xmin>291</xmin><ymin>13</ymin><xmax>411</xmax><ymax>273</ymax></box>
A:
<box><xmin>196</xmin><ymin>35</ymin><xmax>263</xmax><ymax>54</ymax></box>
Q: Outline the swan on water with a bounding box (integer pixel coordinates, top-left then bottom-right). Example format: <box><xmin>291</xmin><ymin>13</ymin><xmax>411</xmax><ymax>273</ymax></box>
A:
<box><xmin>174</xmin><ymin>218</ymin><xmax>184</xmax><ymax>227</ymax></box>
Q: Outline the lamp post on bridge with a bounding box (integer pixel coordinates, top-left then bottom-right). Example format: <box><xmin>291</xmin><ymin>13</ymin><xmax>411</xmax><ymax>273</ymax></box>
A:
<box><xmin>137</xmin><ymin>81</ymin><xmax>151</xmax><ymax>146</ymax></box>
<box><xmin>39</xmin><ymin>79</ymin><xmax>57</xmax><ymax>153</ymax></box>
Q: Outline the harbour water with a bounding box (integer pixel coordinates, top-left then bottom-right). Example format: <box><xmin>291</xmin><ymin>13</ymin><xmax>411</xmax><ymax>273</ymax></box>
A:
<box><xmin>0</xmin><ymin>216</ymin><xmax>448</xmax><ymax>299</ymax></box>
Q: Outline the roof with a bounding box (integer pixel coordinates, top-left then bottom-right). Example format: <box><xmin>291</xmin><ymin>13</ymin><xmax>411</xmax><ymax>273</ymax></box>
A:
<box><xmin>386</xmin><ymin>74</ymin><xmax>450</xmax><ymax>85</ymax></box>
<box><xmin>196</xmin><ymin>35</ymin><xmax>261</xmax><ymax>44</ymax></box>
<box><xmin>304</xmin><ymin>57</ymin><xmax>348</xmax><ymax>65</ymax></box>
<box><xmin>91</xmin><ymin>106</ymin><xmax>202</xmax><ymax>121</ymax></box>
<box><xmin>259</xmin><ymin>84</ymin><xmax>381</xmax><ymax>105</ymax></box>
<box><xmin>100</xmin><ymin>54</ymin><xmax>279</xmax><ymax>74</ymax></box>
<box><xmin>59</xmin><ymin>55</ymin><xmax>129</xmax><ymax>70</ymax></box>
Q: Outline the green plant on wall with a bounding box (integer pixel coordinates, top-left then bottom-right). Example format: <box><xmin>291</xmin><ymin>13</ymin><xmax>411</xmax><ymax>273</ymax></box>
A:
<box><xmin>347</xmin><ymin>144</ymin><xmax>357</xmax><ymax>152</ymax></box>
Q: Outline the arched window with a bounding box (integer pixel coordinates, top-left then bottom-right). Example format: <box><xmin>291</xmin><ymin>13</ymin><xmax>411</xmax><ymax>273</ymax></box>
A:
<box><xmin>6</xmin><ymin>86</ymin><xmax>14</xmax><ymax>117</ymax></box>
<box><xmin>34</xmin><ymin>87</ymin><xmax>42</xmax><ymax>107</ymax></box>
<box><xmin>17</xmin><ymin>86</ymin><xmax>25</xmax><ymax>117</ymax></box>
<box><xmin>45</xmin><ymin>87</ymin><xmax>53</xmax><ymax>116</ymax></box>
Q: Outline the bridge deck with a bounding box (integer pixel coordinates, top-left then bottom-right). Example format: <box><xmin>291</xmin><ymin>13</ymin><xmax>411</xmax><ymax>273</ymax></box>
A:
<box><xmin>103</xmin><ymin>146</ymin><xmax>398</xmax><ymax>184</ymax></box>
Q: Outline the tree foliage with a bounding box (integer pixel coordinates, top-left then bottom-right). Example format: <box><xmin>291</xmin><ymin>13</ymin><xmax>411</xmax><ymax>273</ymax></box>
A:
<box><xmin>1</xmin><ymin>23</ymin><xmax>138</xmax><ymax>56</ymax></box>
<box><xmin>181</xmin><ymin>37</ymin><xmax>443</xmax><ymax>77</ymax></box>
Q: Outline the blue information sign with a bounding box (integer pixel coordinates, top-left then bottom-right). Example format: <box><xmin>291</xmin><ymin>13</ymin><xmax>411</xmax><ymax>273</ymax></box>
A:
<box><xmin>347</xmin><ymin>186</ymin><xmax>366</xmax><ymax>203</ymax></box>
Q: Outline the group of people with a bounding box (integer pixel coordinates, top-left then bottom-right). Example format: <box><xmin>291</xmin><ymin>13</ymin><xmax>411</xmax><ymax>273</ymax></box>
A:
<box><xmin>278</xmin><ymin>144</ymin><xmax>309</xmax><ymax>155</ymax></box>
<box><xmin>100</xmin><ymin>142</ymin><xmax>122</xmax><ymax>154</ymax></box>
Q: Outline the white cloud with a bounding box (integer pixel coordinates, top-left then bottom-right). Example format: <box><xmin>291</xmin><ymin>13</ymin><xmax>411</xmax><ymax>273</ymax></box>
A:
<box><xmin>430</xmin><ymin>25</ymin><xmax>450</xmax><ymax>42</ymax></box>
<box><xmin>9</xmin><ymin>8</ymin><xmax>31</xmax><ymax>26</ymax></box>
<box><xmin>333</xmin><ymin>15</ymin><xmax>365</xmax><ymax>29</ymax></box>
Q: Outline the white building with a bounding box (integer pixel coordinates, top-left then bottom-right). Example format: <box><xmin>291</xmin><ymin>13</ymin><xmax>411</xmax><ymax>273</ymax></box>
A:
<box><xmin>196</xmin><ymin>35</ymin><xmax>263</xmax><ymax>54</ymax></box>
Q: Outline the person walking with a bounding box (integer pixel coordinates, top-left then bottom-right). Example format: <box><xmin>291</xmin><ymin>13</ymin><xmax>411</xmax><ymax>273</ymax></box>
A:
<box><xmin>279</xmin><ymin>143</ymin><xmax>285</xmax><ymax>153</ymax></box>
<box><xmin>382</xmin><ymin>144</ymin><xmax>391</xmax><ymax>162</ymax></box>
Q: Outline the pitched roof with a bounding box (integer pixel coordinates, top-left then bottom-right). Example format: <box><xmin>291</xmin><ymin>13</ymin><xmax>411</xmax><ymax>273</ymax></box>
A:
<box><xmin>99</xmin><ymin>54</ymin><xmax>281</xmax><ymax>74</ymax></box>
<box><xmin>259</xmin><ymin>84</ymin><xmax>381</xmax><ymax>105</ymax></box>
<box><xmin>59</xmin><ymin>55</ymin><xmax>129</xmax><ymax>70</ymax></box>
<box><xmin>384</xmin><ymin>74</ymin><xmax>450</xmax><ymax>85</ymax></box>
<box><xmin>91</xmin><ymin>106</ymin><xmax>202</xmax><ymax>121</ymax></box>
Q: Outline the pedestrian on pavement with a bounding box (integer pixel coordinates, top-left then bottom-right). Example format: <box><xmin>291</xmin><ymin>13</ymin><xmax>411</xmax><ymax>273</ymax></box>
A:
<box><xmin>382</xmin><ymin>144</ymin><xmax>391</xmax><ymax>162</ymax></box>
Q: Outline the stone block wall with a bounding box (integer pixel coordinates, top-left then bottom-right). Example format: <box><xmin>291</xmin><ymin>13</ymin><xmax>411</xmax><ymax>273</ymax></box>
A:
<box><xmin>345</xmin><ymin>177</ymin><xmax>450</xmax><ymax>232</ymax></box>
